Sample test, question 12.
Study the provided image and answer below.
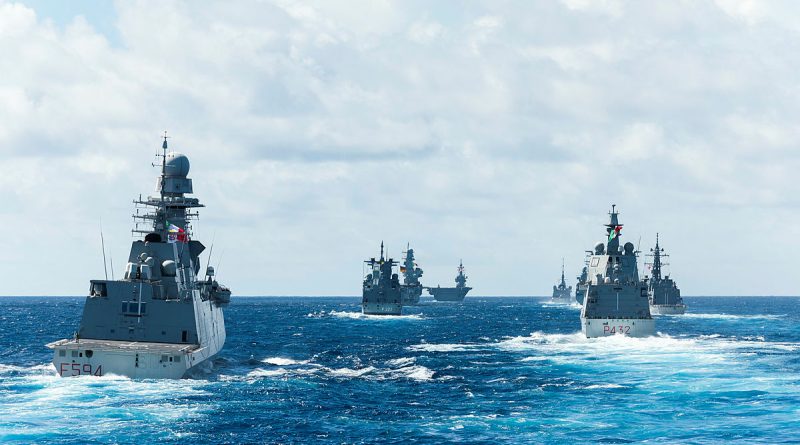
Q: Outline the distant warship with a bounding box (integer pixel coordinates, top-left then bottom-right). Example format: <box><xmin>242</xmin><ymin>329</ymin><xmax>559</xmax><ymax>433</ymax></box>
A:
<box><xmin>645</xmin><ymin>233</ymin><xmax>686</xmax><ymax>315</ymax></box>
<box><xmin>428</xmin><ymin>260</ymin><xmax>472</xmax><ymax>302</ymax></box>
<box><xmin>47</xmin><ymin>136</ymin><xmax>231</xmax><ymax>378</ymax></box>
<box><xmin>580</xmin><ymin>206</ymin><xmax>653</xmax><ymax>337</ymax></box>
<box><xmin>551</xmin><ymin>259</ymin><xmax>573</xmax><ymax>303</ymax></box>
<box><xmin>400</xmin><ymin>244</ymin><xmax>424</xmax><ymax>305</ymax></box>
<box><xmin>575</xmin><ymin>252</ymin><xmax>590</xmax><ymax>305</ymax></box>
<box><xmin>362</xmin><ymin>242</ymin><xmax>402</xmax><ymax>315</ymax></box>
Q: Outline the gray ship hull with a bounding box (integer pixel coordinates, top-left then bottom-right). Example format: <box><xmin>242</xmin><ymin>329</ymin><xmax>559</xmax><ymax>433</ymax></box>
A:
<box><xmin>581</xmin><ymin>317</ymin><xmax>655</xmax><ymax>338</ymax></box>
<box><xmin>575</xmin><ymin>284</ymin><xmax>587</xmax><ymax>305</ymax></box>
<box><xmin>649</xmin><ymin>304</ymin><xmax>687</xmax><ymax>315</ymax></box>
<box><xmin>48</xmin><ymin>289</ymin><xmax>226</xmax><ymax>379</ymax></box>
<box><xmin>428</xmin><ymin>286</ymin><xmax>471</xmax><ymax>302</ymax></box>
<box><xmin>400</xmin><ymin>285</ymin><xmax>422</xmax><ymax>305</ymax></box>
<box><xmin>362</xmin><ymin>302</ymin><xmax>402</xmax><ymax>315</ymax></box>
<box><xmin>551</xmin><ymin>289</ymin><xmax>573</xmax><ymax>304</ymax></box>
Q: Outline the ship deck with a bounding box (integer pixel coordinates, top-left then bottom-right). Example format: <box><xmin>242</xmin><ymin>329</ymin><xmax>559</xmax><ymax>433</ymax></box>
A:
<box><xmin>46</xmin><ymin>338</ymin><xmax>201</xmax><ymax>354</ymax></box>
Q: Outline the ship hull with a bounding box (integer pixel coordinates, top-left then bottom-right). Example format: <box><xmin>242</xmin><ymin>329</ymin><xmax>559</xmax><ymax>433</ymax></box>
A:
<box><xmin>581</xmin><ymin>317</ymin><xmax>655</xmax><ymax>338</ymax></box>
<box><xmin>428</xmin><ymin>287</ymin><xmax>471</xmax><ymax>302</ymax></box>
<box><xmin>400</xmin><ymin>285</ymin><xmax>422</xmax><ymax>305</ymax></box>
<box><xmin>362</xmin><ymin>302</ymin><xmax>402</xmax><ymax>315</ymax></box>
<box><xmin>48</xmin><ymin>295</ymin><xmax>227</xmax><ymax>379</ymax></box>
<box><xmin>47</xmin><ymin>337</ymin><xmax>223</xmax><ymax>379</ymax></box>
<box><xmin>649</xmin><ymin>304</ymin><xmax>687</xmax><ymax>315</ymax></box>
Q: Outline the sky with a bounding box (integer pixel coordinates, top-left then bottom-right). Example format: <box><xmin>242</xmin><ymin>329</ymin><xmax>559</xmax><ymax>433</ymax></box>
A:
<box><xmin>1</xmin><ymin>0</ymin><xmax>799</xmax><ymax>296</ymax></box>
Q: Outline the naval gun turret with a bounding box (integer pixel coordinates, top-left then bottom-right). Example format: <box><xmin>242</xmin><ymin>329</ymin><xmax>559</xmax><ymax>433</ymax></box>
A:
<box><xmin>645</xmin><ymin>233</ymin><xmax>686</xmax><ymax>315</ymax></box>
<box><xmin>362</xmin><ymin>242</ymin><xmax>402</xmax><ymax>315</ymax></box>
<box><xmin>580</xmin><ymin>205</ymin><xmax>653</xmax><ymax>337</ymax></box>
<box><xmin>47</xmin><ymin>135</ymin><xmax>231</xmax><ymax>378</ymax></box>
<box><xmin>400</xmin><ymin>244</ymin><xmax>424</xmax><ymax>305</ymax></box>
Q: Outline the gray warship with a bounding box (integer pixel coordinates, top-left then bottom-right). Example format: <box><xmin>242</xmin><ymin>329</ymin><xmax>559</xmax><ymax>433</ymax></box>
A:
<box><xmin>428</xmin><ymin>260</ymin><xmax>472</xmax><ymax>302</ymax></box>
<box><xmin>551</xmin><ymin>259</ymin><xmax>573</xmax><ymax>303</ymax></box>
<box><xmin>362</xmin><ymin>242</ymin><xmax>402</xmax><ymax>315</ymax></box>
<box><xmin>580</xmin><ymin>206</ymin><xmax>654</xmax><ymax>337</ymax></box>
<box><xmin>575</xmin><ymin>253</ymin><xmax>590</xmax><ymax>305</ymax></box>
<box><xmin>645</xmin><ymin>233</ymin><xmax>686</xmax><ymax>315</ymax></box>
<box><xmin>400</xmin><ymin>244</ymin><xmax>424</xmax><ymax>305</ymax></box>
<box><xmin>47</xmin><ymin>136</ymin><xmax>231</xmax><ymax>378</ymax></box>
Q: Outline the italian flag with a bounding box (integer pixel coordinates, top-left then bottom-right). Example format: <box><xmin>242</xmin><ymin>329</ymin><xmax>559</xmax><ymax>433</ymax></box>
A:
<box><xmin>608</xmin><ymin>225</ymin><xmax>622</xmax><ymax>242</ymax></box>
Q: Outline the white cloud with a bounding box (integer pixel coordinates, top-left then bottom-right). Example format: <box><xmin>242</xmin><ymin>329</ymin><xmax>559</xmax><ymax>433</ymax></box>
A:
<box><xmin>1</xmin><ymin>0</ymin><xmax>800</xmax><ymax>296</ymax></box>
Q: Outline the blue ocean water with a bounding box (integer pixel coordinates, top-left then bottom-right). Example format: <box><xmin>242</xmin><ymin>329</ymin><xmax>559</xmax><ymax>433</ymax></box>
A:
<box><xmin>1</xmin><ymin>296</ymin><xmax>799</xmax><ymax>444</ymax></box>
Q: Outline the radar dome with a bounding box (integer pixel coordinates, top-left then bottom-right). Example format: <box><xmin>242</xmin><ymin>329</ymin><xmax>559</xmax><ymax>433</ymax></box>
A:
<box><xmin>594</xmin><ymin>242</ymin><xmax>605</xmax><ymax>255</ymax></box>
<box><xmin>624</xmin><ymin>242</ymin><xmax>635</xmax><ymax>254</ymax></box>
<box><xmin>165</xmin><ymin>152</ymin><xmax>190</xmax><ymax>177</ymax></box>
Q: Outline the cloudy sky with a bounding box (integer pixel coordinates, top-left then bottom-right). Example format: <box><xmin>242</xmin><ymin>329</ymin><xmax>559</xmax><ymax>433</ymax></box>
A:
<box><xmin>1</xmin><ymin>0</ymin><xmax>799</xmax><ymax>296</ymax></box>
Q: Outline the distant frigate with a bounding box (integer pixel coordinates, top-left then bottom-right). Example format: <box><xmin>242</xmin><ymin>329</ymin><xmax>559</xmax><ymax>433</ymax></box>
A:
<box><xmin>580</xmin><ymin>206</ymin><xmax>654</xmax><ymax>337</ymax></box>
<box><xmin>428</xmin><ymin>260</ymin><xmax>472</xmax><ymax>302</ymax></box>
<box><xmin>645</xmin><ymin>233</ymin><xmax>686</xmax><ymax>315</ymax></box>
<box><xmin>400</xmin><ymin>244</ymin><xmax>424</xmax><ymax>305</ymax></box>
<box><xmin>551</xmin><ymin>259</ymin><xmax>573</xmax><ymax>303</ymax></box>
<box><xmin>362</xmin><ymin>242</ymin><xmax>402</xmax><ymax>315</ymax></box>
<box><xmin>575</xmin><ymin>252</ymin><xmax>590</xmax><ymax>305</ymax></box>
<box><xmin>47</xmin><ymin>136</ymin><xmax>231</xmax><ymax>378</ymax></box>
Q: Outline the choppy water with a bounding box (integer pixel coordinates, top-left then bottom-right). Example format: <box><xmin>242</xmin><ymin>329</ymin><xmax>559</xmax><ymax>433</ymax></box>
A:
<box><xmin>1</xmin><ymin>296</ymin><xmax>799</xmax><ymax>444</ymax></box>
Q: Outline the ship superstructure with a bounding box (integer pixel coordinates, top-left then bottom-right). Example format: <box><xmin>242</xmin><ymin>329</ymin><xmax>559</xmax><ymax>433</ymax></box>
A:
<box><xmin>580</xmin><ymin>206</ymin><xmax>653</xmax><ymax>337</ymax></box>
<box><xmin>47</xmin><ymin>136</ymin><xmax>230</xmax><ymax>378</ymax></box>
<box><xmin>645</xmin><ymin>233</ymin><xmax>686</xmax><ymax>315</ymax></box>
<box><xmin>400</xmin><ymin>244</ymin><xmax>424</xmax><ymax>305</ymax></box>
<box><xmin>575</xmin><ymin>252</ymin><xmax>591</xmax><ymax>305</ymax></box>
<box><xmin>551</xmin><ymin>259</ymin><xmax>573</xmax><ymax>303</ymax></box>
<box><xmin>362</xmin><ymin>242</ymin><xmax>402</xmax><ymax>315</ymax></box>
<box><xmin>428</xmin><ymin>260</ymin><xmax>472</xmax><ymax>302</ymax></box>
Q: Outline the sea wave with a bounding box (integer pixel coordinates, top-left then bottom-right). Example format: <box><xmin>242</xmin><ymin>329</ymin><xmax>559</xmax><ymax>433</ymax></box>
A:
<box><xmin>679</xmin><ymin>313</ymin><xmax>786</xmax><ymax>320</ymax></box>
<box><xmin>306</xmin><ymin>310</ymin><xmax>424</xmax><ymax>321</ymax></box>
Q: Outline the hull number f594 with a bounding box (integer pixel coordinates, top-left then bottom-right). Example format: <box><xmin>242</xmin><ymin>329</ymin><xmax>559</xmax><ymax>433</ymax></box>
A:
<box><xmin>59</xmin><ymin>363</ymin><xmax>103</xmax><ymax>376</ymax></box>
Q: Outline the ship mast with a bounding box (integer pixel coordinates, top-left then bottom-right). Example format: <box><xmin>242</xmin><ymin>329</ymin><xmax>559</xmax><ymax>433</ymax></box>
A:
<box><xmin>159</xmin><ymin>131</ymin><xmax>169</xmax><ymax>236</ymax></box>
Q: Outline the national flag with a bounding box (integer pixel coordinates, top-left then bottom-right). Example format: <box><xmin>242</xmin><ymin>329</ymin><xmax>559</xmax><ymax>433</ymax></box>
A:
<box><xmin>167</xmin><ymin>221</ymin><xmax>188</xmax><ymax>243</ymax></box>
<box><xmin>608</xmin><ymin>225</ymin><xmax>622</xmax><ymax>242</ymax></box>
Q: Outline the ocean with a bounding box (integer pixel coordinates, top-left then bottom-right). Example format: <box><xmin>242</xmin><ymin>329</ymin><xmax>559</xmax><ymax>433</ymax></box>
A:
<box><xmin>1</xmin><ymin>296</ymin><xmax>798</xmax><ymax>444</ymax></box>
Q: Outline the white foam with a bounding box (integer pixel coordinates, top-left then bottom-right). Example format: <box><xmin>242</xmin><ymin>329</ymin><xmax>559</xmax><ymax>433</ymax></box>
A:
<box><xmin>407</xmin><ymin>343</ymin><xmax>483</xmax><ymax>352</ymax></box>
<box><xmin>308</xmin><ymin>310</ymin><xmax>423</xmax><ymax>320</ymax></box>
<box><xmin>261</xmin><ymin>357</ymin><xmax>309</xmax><ymax>366</ymax></box>
<box><xmin>328</xmin><ymin>366</ymin><xmax>376</xmax><ymax>377</ymax></box>
<box><xmin>681</xmin><ymin>313</ymin><xmax>785</xmax><ymax>320</ymax></box>
<box><xmin>583</xmin><ymin>383</ymin><xmax>626</xmax><ymax>390</ymax></box>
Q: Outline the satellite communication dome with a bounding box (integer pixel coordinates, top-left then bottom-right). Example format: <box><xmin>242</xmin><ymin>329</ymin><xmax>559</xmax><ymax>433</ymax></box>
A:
<box><xmin>594</xmin><ymin>242</ymin><xmax>605</xmax><ymax>255</ymax></box>
<box><xmin>624</xmin><ymin>242</ymin><xmax>635</xmax><ymax>254</ymax></box>
<box><xmin>165</xmin><ymin>152</ymin><xmax>190</xmax><ymax>177</ymax></box>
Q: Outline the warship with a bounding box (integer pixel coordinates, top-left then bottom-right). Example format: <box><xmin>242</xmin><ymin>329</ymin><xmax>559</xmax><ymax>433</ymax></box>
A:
<box><xmin>551</xmin><ymin>259</ymin><xmax>573</xmax><ymax>303</ymax></box>
<box><xmin>400</xmin><ymin>244</ymin><xmax>424</xmax><ymax>305</ymax></box>
<box><xmin>645</xmin><ymin>233</ymin><xmax>686</xmax><ymax>315</ymax></box>
<box><xmin>575</xmin><ymin>254</ymin><xmax>590</xmax><ymax>305</ymax></box>
<box><xmin>47</xmin><ymin>136</ymin><xmax>231</xmax><ymax>378</ymax></box>
<box><xmin>362</xmin><ymin>242</ymin><xmax>402</xmax><ymax>315</ymax></box>
<box><xmin>580</xmin><ymin>206</ymin><xmax>654</xmax><ymax>337</ymax></box>
<box><xmin>428</xmin><ymin>260</ymin><xmax>472</xmax><ymax>302</ymax></box>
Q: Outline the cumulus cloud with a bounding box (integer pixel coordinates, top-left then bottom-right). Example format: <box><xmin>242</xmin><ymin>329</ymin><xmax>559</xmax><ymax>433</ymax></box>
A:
<box><xmin>1</xmin><ymin>0</ymin><xmax>799</xmax><ymax>295</ymax></box>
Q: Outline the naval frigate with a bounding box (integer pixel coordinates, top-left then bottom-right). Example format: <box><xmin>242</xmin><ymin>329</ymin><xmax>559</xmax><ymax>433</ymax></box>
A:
<box><xmin>362</xmin><ymin>242</ymin><xmax>403</xmax><ymax>315</ymax></box>
<box><xmin>645</xmin><ymin>233</ymin><xmax>686</xmax><ymax>315</ymax></box>
<box><xmin>427</xmin><ymin>260</ymin><xmax>472</xmax><ymax>302</ymax></box>
<box><xmin>580</xmin><ymin>206</ymin><xmax>654</xmax><ymax>337</ymax></box>
<box><xmin>575</xmin><ymin>252</ymin><xmax>590</xmax><ymax>305</ymax></box>
<box><xmin>400</xmin><ymin>244</ymin><xmax>424</xmax><ymax>305</ymax></box>
<box><xmin>47</xmin><ymin>136</ymin><xmax>230</xmax><ymax>378</ymax></box>
<box><xmin>551</xmin><ymin>259</ymin><xmax>573</xmax><ymax>303</ymax></box>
